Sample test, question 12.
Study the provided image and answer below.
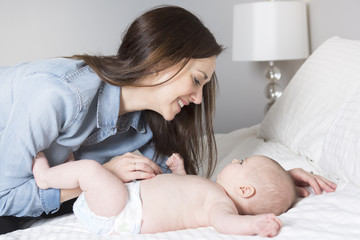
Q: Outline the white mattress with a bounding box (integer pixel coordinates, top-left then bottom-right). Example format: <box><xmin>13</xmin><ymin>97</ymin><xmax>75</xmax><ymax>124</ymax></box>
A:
<box><xmin>2</xmin><ymin>125</ymin><xmax>360</xmax><ymax>240</ymax></box>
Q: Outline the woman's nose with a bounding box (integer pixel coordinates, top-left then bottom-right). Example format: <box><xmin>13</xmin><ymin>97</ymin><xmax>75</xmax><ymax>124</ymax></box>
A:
<box><xmin>191</xmin><ymin>88</ymin><xmax>203</xmax><ymax>104</ymax></box>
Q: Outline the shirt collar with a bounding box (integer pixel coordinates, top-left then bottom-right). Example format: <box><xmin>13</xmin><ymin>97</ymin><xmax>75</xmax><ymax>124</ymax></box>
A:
<box><xmin>97</xmin><ymin>82</ymin><xmax>146</xmax><ymax>133</ymax></box>
<box><xmin>96</xmin><ymin>82</ymin><xmax>119</xmax><ymax>129</ymax></box>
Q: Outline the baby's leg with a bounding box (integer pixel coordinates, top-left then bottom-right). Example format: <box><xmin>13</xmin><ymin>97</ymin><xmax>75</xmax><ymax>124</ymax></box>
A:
<box><xmin>166</xmin><ymin>153</ymin><xmax>186</xmax><ymax>175</ymax></box>
<box><xmin>33</xmin><ymin>152</ymin><xmax>100</xmax><ymax>190</ymax></box>
<box><xmin>33</xmin><ymin>152</ymin><xmax>128</xmax><ymax>217</ymax></box>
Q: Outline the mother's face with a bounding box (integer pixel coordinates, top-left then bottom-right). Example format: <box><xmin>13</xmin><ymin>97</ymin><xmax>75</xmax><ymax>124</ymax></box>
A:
<box><xmin>145</xmin><ymin>56</ymin><xmax>217</xmax><ymax>121</ymax></box>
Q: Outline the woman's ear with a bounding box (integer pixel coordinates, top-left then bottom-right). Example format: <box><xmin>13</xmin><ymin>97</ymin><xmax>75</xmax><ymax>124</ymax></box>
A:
<box><xmin>237</xmin><ymin>184</ymin><xmax>256</xmax><ymax>198</ymax></box>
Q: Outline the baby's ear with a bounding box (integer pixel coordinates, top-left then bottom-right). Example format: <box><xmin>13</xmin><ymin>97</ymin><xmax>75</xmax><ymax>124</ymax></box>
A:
<box><xmin>237</xmin><ymin>184</ymin><xmax>255</xmax><ymax>198</ymax></box>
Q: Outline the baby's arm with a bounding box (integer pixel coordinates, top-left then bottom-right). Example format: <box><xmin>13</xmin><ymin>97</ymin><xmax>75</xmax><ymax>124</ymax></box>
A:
<box><xmin>166</xmin><ymin>153</ymin><xmax>187</xmax><ymax>175</ymax></box>
<box><xmin>209</xmin><ymin>205</ymin><xmax>281</xmax><ymax>237</ymax></box>
<box><xmin>33</xmin><ymin>152</ymin><xmax>128</xmax><ymax>217</ymax></box>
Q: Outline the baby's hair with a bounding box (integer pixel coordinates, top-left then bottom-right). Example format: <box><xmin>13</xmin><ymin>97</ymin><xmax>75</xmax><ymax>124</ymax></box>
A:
<box><xmin>246</xmin><ymin>157</ymin><xmax>297</xmax><ymax>215</ymax></box>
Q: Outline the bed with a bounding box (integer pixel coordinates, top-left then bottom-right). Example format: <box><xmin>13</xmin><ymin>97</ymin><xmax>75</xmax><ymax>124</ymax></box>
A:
<box><xmin>2</xmin><ymin>36</ymin><xmax>360</xmax><ymax>240</ymax></box>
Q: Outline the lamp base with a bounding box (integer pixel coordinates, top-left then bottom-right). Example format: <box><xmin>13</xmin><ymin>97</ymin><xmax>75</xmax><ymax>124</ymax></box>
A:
<box><xmin>264</xmin><ymin>61</ymin><xmax>282</xmax><ymax>113</ymax></box>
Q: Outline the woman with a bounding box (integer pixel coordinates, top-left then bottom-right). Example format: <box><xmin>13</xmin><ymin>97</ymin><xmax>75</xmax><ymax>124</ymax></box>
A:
<box><xmin>0</xmin><ymin>5</ymin><xmax>335</xmax><ymax>234</ymax></box>
<box><xmin>0</xmin><ymin>5</ymin><xmax>220</xmax><ymax>233</ymax></box>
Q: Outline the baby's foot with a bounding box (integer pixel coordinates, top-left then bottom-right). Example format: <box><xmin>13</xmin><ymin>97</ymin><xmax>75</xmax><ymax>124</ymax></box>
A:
<box><xmin>252</xmin><ymin>213</ymin><xmax>282</xmax><ymax>237</ymax></box>
<box><xmin>166</xmin><ymin>153</ymin><xmax>186</xmax><ymax>175</ymax></box>
<box><xmin>32</xmin><ymin>152</ymin><xmax>51</xmax><ymax>189</ymax></box>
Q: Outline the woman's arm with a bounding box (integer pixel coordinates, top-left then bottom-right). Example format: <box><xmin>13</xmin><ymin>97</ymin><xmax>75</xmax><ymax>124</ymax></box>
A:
<box><xmin>0</xmin><ymin>72</ymin><xmax>84</xmax><ymax>217</ymax></box>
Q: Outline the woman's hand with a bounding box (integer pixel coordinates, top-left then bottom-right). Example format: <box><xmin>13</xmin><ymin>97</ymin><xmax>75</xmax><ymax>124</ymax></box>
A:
<box><xmin>103</xmin><ymin>152</ymin><xmax>162</xmax><ymax>182</ymax></box>
<box><xmin>288</xmin><ymin>168</ymin><xmax>337</xmax><ymax>197</ymax></box>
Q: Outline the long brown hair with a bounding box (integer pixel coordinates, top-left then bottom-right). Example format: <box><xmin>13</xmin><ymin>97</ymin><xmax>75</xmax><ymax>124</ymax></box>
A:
<box><xmin>73</xmin><ymin>5</ymin><xmax>223</xmax><ymax>177</ymax></box>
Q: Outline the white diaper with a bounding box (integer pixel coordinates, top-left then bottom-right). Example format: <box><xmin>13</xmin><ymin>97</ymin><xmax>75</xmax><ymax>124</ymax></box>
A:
<box><xmin>73</xmin><ymin>180</ymin><xmax>142</xmax><ymax>235</ymax></box>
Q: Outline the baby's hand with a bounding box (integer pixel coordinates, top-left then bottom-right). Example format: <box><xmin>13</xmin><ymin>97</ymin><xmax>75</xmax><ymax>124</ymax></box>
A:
<box><xmin>252</xmin><ymin>213</ymin><xmax>282</xmax><ymax>237</ymax></box>
<box><xmin>166</xmin><ymin>153</ymin><xmax>186</xmax><ymax>175</ymax></box>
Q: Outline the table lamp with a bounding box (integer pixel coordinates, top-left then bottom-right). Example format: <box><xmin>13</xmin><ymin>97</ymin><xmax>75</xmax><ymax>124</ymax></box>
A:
<box><xmin>232</xmin><ymin>0</ymin><xmax>309</xmax><ymax>112</ymax></box>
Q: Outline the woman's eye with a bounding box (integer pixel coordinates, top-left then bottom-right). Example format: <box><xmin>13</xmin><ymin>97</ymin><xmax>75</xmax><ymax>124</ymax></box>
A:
<box><xmin>193</xmin><ymin>77</ymin><xmax>201</xmax><ymax>86</ymax></box>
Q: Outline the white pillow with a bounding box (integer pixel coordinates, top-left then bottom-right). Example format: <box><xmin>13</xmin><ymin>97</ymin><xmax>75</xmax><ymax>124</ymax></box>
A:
<box><xmin>257</xmin><ymin>36</ymin><xmax>360</xmax><ymax>165</ymax></box>
<box><xmin>319</xmin><ymin>87</ymin><xmax>360</xmax><ymax>186</ymax></box>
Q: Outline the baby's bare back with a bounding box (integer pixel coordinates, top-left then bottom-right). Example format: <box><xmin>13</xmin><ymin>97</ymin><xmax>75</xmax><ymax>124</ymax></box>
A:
<box><xmin>139</xmin><ymin>174</ymin><xmax>235</xmax><ymax>234</ymax></box>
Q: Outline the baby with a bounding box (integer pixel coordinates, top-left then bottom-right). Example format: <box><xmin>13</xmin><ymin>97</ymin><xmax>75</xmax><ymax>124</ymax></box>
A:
<box><xmin>33</xmin><ymin>153</ymin><xmax>296</xmax><ymax>237</ymax></box>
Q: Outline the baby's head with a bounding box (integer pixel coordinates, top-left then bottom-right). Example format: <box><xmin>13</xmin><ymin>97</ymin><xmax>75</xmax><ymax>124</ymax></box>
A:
<box><xmin>216</xmin><ymin>155</ymin><xmax>297</xmax><ymax>216</ymax></box>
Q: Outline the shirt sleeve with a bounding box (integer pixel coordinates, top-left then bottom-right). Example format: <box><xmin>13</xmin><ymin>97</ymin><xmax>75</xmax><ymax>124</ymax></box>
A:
<box><xmin>0</xmin><ymin>73</ymin><xmax>80</xmax><ymax>217</ymax></box>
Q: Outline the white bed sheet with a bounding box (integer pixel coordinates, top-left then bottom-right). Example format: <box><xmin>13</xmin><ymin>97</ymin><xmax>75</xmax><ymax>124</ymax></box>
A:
<box><xmin>2</xmin><ymin>125</ymin><xmax>360</xmax><ymax>240</ymax></box>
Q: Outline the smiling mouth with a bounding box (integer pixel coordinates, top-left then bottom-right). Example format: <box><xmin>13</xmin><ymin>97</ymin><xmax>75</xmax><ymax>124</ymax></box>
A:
<box><xmin>178</xmin><ymin>99</ymin><xmax>184</xmax><ymax>108</ymax></box>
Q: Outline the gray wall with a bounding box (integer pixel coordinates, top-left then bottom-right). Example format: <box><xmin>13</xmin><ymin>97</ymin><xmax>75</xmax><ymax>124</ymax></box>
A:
<box><xmin>1</xmin><ymin>0</ymin><xmax>359</xmax><ymax>133</ymax></box>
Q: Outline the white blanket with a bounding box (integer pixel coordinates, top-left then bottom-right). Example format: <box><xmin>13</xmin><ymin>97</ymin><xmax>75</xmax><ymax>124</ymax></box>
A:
<box><xmin>2</xmin><ymin>125</ymin><xmax>359</xmax><ymax>240</ymax></box>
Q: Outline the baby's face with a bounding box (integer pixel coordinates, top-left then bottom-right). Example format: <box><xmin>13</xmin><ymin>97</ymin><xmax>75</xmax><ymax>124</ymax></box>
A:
<box><xmin>216</xmin><ymin>155</ymin><xmax>273</xmax><ymax>188</ymax></box>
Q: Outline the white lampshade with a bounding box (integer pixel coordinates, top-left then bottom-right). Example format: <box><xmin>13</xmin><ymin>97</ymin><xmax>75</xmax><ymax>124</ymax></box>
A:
<box><xmin>232</xmin><ymin>1</ymin><xmax>309</xmax><ymax>62</ymax></box>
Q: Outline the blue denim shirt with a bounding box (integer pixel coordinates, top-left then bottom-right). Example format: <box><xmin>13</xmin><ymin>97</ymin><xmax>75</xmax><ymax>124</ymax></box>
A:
<box><xmin>0</xmin><ymin>58</ymin><xmax>168</xmax><ymax>217</ymax></box>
